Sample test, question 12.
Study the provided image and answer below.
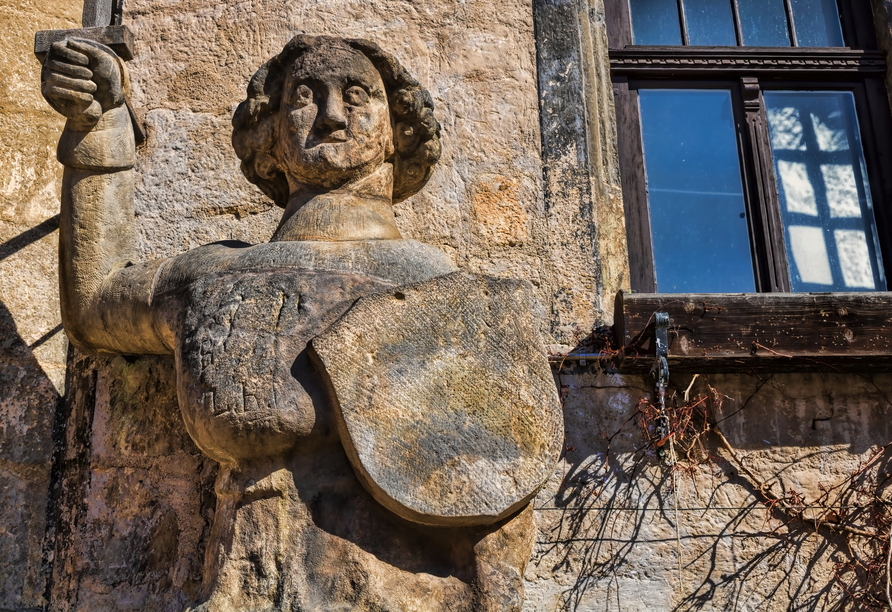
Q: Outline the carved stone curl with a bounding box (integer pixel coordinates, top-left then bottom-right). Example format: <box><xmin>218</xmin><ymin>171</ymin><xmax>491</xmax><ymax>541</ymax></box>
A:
<box><xmin>41</xmin><ymin>33</ymin><xmax>562</xmax><ymax>611</ymax></box>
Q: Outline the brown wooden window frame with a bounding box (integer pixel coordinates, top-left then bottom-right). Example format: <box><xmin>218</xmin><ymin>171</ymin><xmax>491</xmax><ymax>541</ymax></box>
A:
<box><xmin>607</xmin><ymin>0</ymin><xmax>892</xmax><ymax>294</ymax></box>
<box><xmin>614</xmin><ymin>290</ymin><xmax>892</xmax><ymax>372</ymax></box>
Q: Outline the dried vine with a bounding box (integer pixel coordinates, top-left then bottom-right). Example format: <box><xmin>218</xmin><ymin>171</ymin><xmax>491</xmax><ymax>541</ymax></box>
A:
<box><xmin>632</xmin><ymin>377</ymin><xmax>892</xmax><ymax>610</ymax></box>
<box><xmin>545</xmin><ymin>321</ymin><xmax>892</xmax><ymax>610</ymax></box>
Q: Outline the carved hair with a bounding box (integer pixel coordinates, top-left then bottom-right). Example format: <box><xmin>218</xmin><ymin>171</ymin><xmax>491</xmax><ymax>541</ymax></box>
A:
<box><xmin>232</xmin><ymin>34</ymin><xmax>441</xmax><ymax>206</ymax></box>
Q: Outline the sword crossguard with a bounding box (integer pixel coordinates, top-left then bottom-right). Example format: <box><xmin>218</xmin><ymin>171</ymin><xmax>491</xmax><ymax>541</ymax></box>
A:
<box><xmin>34</xmin><ymin>25</ymin><xmax>135</xmax><ymax>63</ymax></box>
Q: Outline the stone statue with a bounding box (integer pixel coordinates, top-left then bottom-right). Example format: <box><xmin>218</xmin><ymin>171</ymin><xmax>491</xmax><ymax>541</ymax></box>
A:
<box><xmin>41</xmin><ymin>33</ymin><xmax>562</xmax><ymax>611</ymax></box>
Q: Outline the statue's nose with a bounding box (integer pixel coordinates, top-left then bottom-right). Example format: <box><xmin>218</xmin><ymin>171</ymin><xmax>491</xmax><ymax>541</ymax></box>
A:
<box><xmin>317</xmin><ymin>92</ymin><xmax>348</xmax><ymax>133</ymax></box>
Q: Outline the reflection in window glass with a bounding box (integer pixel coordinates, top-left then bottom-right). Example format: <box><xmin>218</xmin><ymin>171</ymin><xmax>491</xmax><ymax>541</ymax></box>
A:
<box><xmin>787</xmin><ymin>226</ymin><xmax>834</xmax><ymax>284</ymax></box>
<box><xmin>685</xmin><ymin>0</ymin><xmax>737</xmax><ymax>45</ymax></box>
<box><xmin>766</xmin><ymin>91</ymin><xmax>886</xmax><ymax>291</ymax></box>
<box><xmin>738</xmin><ymin>0</ymin><xmax>790</xmax><ymax>46</ymax></box>
<box><xmin>630</xmin><ymin>0</ymin><xmax>682</xmax><ymax>45</ymax></box>
<box><xmin>639</xmin><ymin>90</ymin><xmax>755</xmax><ymax>293</ymax></box>
<box><xmin>790</xmin><ymin>0</ymin><xmax>844</xmax><ymax>46</ymax></box>
<box><xmin>776</xmin><ymin>160</ymin><xmax>816</xmax><ymax>214</ymax></box>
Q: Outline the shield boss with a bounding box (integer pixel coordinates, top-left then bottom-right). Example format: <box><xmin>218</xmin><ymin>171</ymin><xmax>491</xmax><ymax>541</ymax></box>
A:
<box><xmin>310</xmin><ymin>271</ymin><xmax>563</xmax><ymax>526</ymax></box>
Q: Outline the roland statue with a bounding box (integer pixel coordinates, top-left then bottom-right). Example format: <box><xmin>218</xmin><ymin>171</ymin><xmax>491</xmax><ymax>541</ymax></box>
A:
<box><xmin>41</xmin><ymin>33</ymin><xmax>562</xmax><ymax>611</ymax></box>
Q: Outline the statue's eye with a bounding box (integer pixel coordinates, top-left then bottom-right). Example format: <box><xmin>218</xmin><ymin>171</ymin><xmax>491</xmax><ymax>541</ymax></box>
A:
<box><xmin>344</xmin><ymin>86</ymin><xmax>370</xmax><ymax>106</ymax></box>
<box><xmin>293</xmin><ymin>84</ymin><xmax>313</xmax><ymax>107</ymax></box>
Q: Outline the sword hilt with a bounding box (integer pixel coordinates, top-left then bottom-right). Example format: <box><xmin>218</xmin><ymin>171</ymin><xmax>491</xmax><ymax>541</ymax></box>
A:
<box><xmin>82</xmin><ymin>0</ymin><xmax>124</xmax><ymax>29</ymax></box>
<box><xmin>33</xmin><ymin>25</ymin><xmax>145</xmax><ymax>143</ymax></box>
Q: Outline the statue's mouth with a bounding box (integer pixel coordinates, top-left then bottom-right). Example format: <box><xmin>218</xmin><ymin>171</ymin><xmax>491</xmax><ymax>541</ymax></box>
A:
<box><xmin>310</xmin><ymin>130</ymin><xmax>349</xmax><ymax>146</ymax></box>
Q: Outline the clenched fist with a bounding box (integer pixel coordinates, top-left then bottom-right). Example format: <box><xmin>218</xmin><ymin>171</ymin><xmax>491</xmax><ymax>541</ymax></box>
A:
<box><xmin>41</xmin><ymin>39</ymin><xmax>126</xmax><ymax>129</ymax></box>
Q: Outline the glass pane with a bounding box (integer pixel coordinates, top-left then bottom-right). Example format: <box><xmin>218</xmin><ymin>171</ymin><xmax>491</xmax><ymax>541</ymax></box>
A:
<box><xmin>765</xmin><ymin>91</ymin><xmax>886</xmax><ymax>291</ymax></box>
<box><xmin>630</xmin><ymin>0</ymin><xmax>683</xmax><ymax>45</ymax></box>
<box><xmin>790</xmin><ymin>0</ymin><xmax>843</xmax><ymax>46</ymax></box>
<box><xmin>685</xmin><ymin>0</ymin><xmax>737</xmax><ymax>45</ymax></box>
<box><xmin>738</xmin><ymin>0</ymin><xmax>791</xmax><ymax>46</ymax></box>
<box><xmin>639</xmin><ymin>90</ymin><xmax>755</xmax><ymax>293</ymax></box>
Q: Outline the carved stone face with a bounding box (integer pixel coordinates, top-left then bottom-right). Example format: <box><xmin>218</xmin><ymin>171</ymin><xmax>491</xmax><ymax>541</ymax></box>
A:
<box><xmin>276</xmin><ymin>44</ymin><xmax>395</xmax><ymax>190</ymax></box>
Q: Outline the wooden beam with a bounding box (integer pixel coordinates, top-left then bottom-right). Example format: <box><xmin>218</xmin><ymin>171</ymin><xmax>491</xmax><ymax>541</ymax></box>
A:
<box><xmin>614</xmin><ymin>291</ymin><xmax>892</xmax><ymax>372</ymax></box>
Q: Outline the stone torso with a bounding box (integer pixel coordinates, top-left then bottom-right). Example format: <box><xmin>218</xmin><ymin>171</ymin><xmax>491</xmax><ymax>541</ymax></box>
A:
<box><xmin>157</xmin><ymin>240</ymin><xmax>528</xmax><ymax>612</ymax></box>
<box><xmin>160</xmin><ymin>239</ymin><xmax>457</xmax><ymax>465</ymax></box>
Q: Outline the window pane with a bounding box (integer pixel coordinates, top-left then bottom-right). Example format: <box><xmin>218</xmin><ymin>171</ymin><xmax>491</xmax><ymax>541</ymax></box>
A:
<box><xmin>639</xmin><ymin>90</ymin><xmax>755</xmax><ymax>293</ymax></box>
<box><xmin>630</xmin><ymin>0</ymin><xmax>683</xmax><ymax>45</ymax></box>
<box><xmin>790</xmin><ymin>0</ymin><xmax>843</xmax><ymax>46</ymax></box>
<box><xmin>685</xmin><ymin>0</ymin><xmax>737</xmax><ymax>45</ymax></box>
<box><xmin>738</xmin><ymin>0</ymin><xmax>790</xmax><ymax>46</ymax></box>
<box><xmin>765</xmin><ymin>91</ymin><xmax>886</xmax><ymax>291</ymax></box>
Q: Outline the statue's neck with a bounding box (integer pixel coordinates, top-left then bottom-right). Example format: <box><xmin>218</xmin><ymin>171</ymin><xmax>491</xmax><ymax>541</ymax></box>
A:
<box><xmin>271</xmin><ymin>164</ymin><xmax>401</xmax><ymax>242</ymax></box>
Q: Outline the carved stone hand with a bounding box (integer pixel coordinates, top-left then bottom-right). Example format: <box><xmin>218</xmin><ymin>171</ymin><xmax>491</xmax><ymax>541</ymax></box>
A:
<box><xmin>41</xmin><ymin>38</ymin><xmax>125</xmax><ymax>129</ymax></box>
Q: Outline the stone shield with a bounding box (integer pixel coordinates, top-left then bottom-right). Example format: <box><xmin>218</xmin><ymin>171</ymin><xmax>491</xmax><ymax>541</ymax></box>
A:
<box><xmin>310</xmin><ymin>271</ymin><xmax>563</xmax><ymax>526</ymax></box>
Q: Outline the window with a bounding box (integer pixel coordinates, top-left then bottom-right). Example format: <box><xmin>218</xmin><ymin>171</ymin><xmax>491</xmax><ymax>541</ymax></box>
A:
<box><xmin>628</xmin><ymin>0</ymin><xmax>845</xmax><ymax>47</ymax></box>
<box><xmin>607</xmin><ymin>0</ymin><xmax>892</xmax><ymax>293</ymax></box>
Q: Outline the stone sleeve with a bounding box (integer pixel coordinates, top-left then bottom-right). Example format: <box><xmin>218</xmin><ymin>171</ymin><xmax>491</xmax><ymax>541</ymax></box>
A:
<box><xmin>56</xmin><ymin>104</ymin><xmax>173</xmax><ymax>355</ymax></box>
<box><xmin>56</xmin><ymin>105</ymin><xmax>135</xmax><ymax>170</ymax></box>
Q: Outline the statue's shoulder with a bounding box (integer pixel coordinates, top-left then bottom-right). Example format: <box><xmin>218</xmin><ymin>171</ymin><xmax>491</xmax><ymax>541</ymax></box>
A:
<box><xmin>155</xmin><ymin>238</ymin><xmax>456</xmax><ymax>298</ymax></box>
<box><xmin>239</xmin><ymin>239</ymin><xmax>457</xmax><ymax>285</ymax></box>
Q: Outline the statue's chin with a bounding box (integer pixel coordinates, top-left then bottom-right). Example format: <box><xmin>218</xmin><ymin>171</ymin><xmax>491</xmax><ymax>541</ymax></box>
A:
<box><xmin>290</xmin><ymin>144</ymin><xmax>384</xmax><ymax>189</ymax></box>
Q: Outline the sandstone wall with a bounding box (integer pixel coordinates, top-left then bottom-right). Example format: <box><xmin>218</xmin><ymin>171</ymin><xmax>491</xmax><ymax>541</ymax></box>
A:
<box><xmin>0</xmin><ymin>0</ymin><xmax>80</xmax><ymax>609</ymax></box>
<box><xmin>527</xmin><ymin>370</ymin><xmax>892</xmax><ymax>610</ymax></box>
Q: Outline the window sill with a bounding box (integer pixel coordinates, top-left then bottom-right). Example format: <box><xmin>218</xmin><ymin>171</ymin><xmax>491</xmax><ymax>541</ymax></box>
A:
<box><xmin>614</xmin><ymin>291</ymin><xmax>892</xmax><ymax>373</ymax></box>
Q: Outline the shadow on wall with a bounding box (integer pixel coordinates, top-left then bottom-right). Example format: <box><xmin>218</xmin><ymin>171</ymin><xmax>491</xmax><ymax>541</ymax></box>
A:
<box><xmin>42</xmin><ymin>351</ymin><xmax>216</xmax><ymax>610</ymax></box>
<box><xmin>0</xmin><ymin>246</ymin><xmax>63</xmax><ymax>610</ymax></box>
<box><xmin>534</xmin><ymin>368</ymin><xmax>892</xmax><ymax>611</ymax></box>
<box><xmin>0</xmin><ymin>215</ymin><xmax>60</xmax><ymax>265</ymax></box>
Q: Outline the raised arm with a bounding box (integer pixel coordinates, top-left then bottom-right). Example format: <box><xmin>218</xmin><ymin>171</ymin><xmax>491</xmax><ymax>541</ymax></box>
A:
<box><xmin>42</xmin><ymin>39</ymin><xmax>171</xmax><ymax>355</ymax></box>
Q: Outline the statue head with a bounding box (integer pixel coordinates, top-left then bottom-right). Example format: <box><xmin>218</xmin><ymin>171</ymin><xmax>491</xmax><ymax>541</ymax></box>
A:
<box><xmin>233</xmin><ymin>35</ymin><xmax>441</xmax><ymax>207</ymax></box>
